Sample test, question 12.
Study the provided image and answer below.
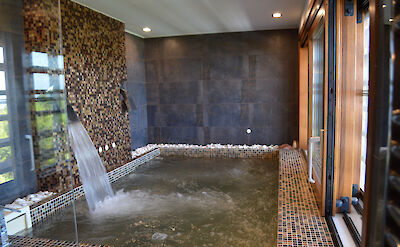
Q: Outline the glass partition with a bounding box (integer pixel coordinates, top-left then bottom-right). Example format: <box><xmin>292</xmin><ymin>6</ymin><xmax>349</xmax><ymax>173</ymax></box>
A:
<box><xmin>360</xmin><ymin>12</ymin><xmax>370</xmax><ymax>192</ymax></box>
<box><xmin>310</xmin><ymin>20</ymin><xmax>325</xmax><ymax>184</ymax></box>
<box><xmin>0</xmin><ymin>0</ymin><xmax>77</xmax><ymax>245</ymax></box>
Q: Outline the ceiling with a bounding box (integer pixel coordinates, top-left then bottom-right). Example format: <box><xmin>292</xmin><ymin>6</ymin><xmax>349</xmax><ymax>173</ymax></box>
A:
<box><xmin>73</xmin><ymin>0</ymin><xmax>307</xmax><ymax>38</ymax></box>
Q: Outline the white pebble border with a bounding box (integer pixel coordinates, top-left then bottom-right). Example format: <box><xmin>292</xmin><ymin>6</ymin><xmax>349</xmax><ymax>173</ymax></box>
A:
<box><xmin>5</xmin><ymin>191</ymin><xmax>56</xmax><ymax>210</ymax></box>
<box><xmin>132</xmin><ymin>144</ymin><xmax>279</xmax><ymax>159</ymax></box>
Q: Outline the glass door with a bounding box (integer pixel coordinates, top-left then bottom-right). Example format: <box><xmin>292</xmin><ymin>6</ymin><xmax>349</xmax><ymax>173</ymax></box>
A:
<box><xmin>0</xmin><ymin>5</ymin><xmax>37</xmax><ymax>205</ymax></box>
<box><xmin>311</xmin><ymin>21</ymin><xmax>325</xmax><ymax>185</ymax></box>
<box><xmin>307</xmin><ymin>14</ymin><xmax>326</xmax><ymax>214</ymax></box>
<box><xmin>0</xmin><ymin>0</ymin><xmax>78</xmax><ymax>245</ymax></box>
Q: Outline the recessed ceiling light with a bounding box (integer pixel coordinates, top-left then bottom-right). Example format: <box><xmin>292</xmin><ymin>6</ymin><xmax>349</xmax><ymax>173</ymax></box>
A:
<box><xmin>142</xmin><ymin>27</ymin><xmax>151</xmax><ymax>32</ymax></box>
<box><xmin>382</xmin><ymin>4</ymin><xmax>387</xmax><ymax>8</ymax></box>
<box><xmin>272</xmin><ymin>12</ymin><xmax>282</xmax><ymax>18</ymax></box>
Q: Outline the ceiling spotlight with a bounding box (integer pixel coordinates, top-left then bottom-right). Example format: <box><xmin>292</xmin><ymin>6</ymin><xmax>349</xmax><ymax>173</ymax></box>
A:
<box><xmin>142</xmin><ymin>27</ymin><xmax>152</xmax><ymax>32</ymax></box>
<box><xmin>382</xmin><ymin>4</ymin><xmax>387</xmax><ymax>8</ymax></box>
<box><xmin>272</xmin><ymin>12</ymin><xmax>282</xmax><ymax>18</ymax></box>
<box><xmin>389</xmin><ymin>18</ymin><xmax>394</xmax><ymax>22</ymax></box>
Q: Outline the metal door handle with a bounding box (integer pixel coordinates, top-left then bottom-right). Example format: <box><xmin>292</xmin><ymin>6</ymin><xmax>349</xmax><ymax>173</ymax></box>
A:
<box><xmin>24</xmin><ymin>135</ymin><xmax>35</xmax><ymax>171</ymax></box>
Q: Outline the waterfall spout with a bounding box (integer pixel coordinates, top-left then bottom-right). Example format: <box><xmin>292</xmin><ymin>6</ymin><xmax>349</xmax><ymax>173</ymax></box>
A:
<box><xmin>67</xmin><ymin>105</ymin><xmax>114</xmax><ymax>211</ymax></box>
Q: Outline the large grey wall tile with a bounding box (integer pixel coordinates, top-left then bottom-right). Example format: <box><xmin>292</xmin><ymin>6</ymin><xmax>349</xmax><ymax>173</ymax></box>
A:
<box><xmin>203</xmin><ymin>80</ymin><xmax>242</xmax><ymax>103</ymax></box>
<box><xmin>161</xmin><ymin>59</ymin><xmax>202</xmax><ymax>82</ymax></box>
<box><xmin>160</xmin><ymin>104</ymin><xmax>199</xmax><ymax>127</ymax></box>
<box><xmin>206</xmin><ymin>127</ymin><xmax>247</xmax><ymax>145</ymax></box>
<box><xmin>204</xmin><ymin>32</ymin><xmax>247</xmax><ymax>56</ymax></box>
<box><xmin>126</xmin><ymin>83</ymin><xmax>147</xmax><ymax>107</ymax></box>
<box><xmin>204</xmin><ymin>104</ymin><xmax>241</xmax><ymax>127</ymax></box>
<box><xmin>145</xmin><ymin>29</ymin><xmax>299</xmax><ymax>145</ymax></box>
<box><xmin>160</xmin><ymin>81</ymin><xmax>201</xmax><ymax>104</ymax></box>
<box><xmin>159</xmin><ymin>36</ymin><xmax>205</xmax><ymax>59</ymax></box>
<box><xmin>145</xmin><ymin>60</ymin><xmax>162</xmax><ymax>83</ymax></box>
<box><xmin>126</xmin><ymin>33</ymin><xmax>148</xmax><ymax>149</ymax></box>
<box><xmin>203</xmin><ymin>55</ymin><xmax>249</xmax><ymax>80</ymax></box>
<box><xmin>160</xmin><ymin>127</ymin><xmax>204</xmax><ymax>144</ymax></box>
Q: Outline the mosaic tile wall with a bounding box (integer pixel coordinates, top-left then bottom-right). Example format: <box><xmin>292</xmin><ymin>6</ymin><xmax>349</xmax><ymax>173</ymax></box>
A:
<box><xmin>60</xmin><ymin>0</ymin><xmax>132</xmax><ymax>173</ymax></box>
<box><xmin>278</xmin><ymin>150</ymin><xmax>334</xmax><ymax>246</ymax></box>
<box><xmin>22</xmin><ymin>0</ymin><xmax>133</xmax><ymax>192</ymax></box>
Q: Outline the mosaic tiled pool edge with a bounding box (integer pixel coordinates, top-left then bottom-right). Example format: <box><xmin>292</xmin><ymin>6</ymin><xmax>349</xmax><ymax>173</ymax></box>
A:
<box><xmin>278</xmin><ymin>150</ymin><xmax>334</xmax><ymax>246</ymax></box>
<box><xmin>9</xmin><ymin>235</ymin><xmax>108</xmax><ymax>247</ymax></box>
<box><xmin>30</xmin><ymin>149</ymin><xmax>161</xmax><ymax>225</ymax></box>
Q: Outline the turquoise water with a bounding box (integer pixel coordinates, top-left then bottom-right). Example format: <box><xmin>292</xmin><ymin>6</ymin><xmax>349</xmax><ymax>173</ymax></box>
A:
<box><xmin>28</xmin><ymin>157</ymin><xmax>279</xmax><ymax>246</ymax></box>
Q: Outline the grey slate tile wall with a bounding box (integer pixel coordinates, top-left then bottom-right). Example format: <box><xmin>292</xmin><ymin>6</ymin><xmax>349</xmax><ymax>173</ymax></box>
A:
<box><xmin>145</xmin><ymin>29</ymin><xmax>299</xmax><ymax>145</ymax></box>
<box><xmin>125</xmin><ymin>33</ymin><xmax>148</xmax><ymax>149</ymax></box>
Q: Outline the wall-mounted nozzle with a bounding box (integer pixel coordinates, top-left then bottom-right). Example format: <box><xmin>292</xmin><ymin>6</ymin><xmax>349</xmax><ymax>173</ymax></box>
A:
<box><xmin>67</xmin><ymin>104</ymin><xmax>80</xmax><ymax>123</ymax></box>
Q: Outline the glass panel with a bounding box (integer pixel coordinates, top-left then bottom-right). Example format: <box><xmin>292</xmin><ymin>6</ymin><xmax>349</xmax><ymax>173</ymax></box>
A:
<box><xmin>0</xmin><ymin>47</ymin><xmax>4</xmax><ymax>63</ymax></box>
<box><xmin>36</xmin><ymin>115</ymin><xmax>53</xmax><ymax>132</ymax></box>
<box><xmin>311</xmin><ymin>21</ymin><xmax>325</xmax><ymax>184</ymax></box>
<box><xmin>31</xmin><ymin>51</ymin><xmax>49</xmax><ymax>67</ymax></box>
<box><xmin>33</xmin><ymin>73</ymin><xmax>66</xmax><ymax>91</ymax></box>
<box><xmin>33</xmin><ymin>73</ymin><xmax>50</xmax><ymax>90</ymax></box>
<box><xmin>312</xmin><ymin>24</ymin><xmax>325</xmax><ymax>138</ymax></box>
<box><xmin>360</xmin><ymin>12</ymin><xmax>370</xmax><ymax>191</ymax></box>
<box><xmin>0</xmin><ymin>96</ymin><xmax>7</xmax><ymax>115</ymax></box>
<box><xmin>0</xmin><ymin>171</ymin><xmax>14</xmax><ymax>184</ymax></box>
<box><xmin>0</xmin><ymin>120</ymin><xmax>9</xmax><ymax>139</ymax></box>
<box><xmin>0</xmin><ymin>0</ymin><xmax>77</xmax><ymax>244</ymax></box>
<box><xmin>0</xmin><ymin>146</ymin><xmax>11</xmax><ymax>162</ymax></box>
<box><xmin>38</xmin><ymin>136</ymin><xmax>54</xmax><ymax>151</ymax></box>
<box><xmin>0</xmin><ymin>71</ymin><xmax>6</xmax><ymax>90</ymax></box>
<box><xmin>40</xmin><ymin>158</ymin><xmax>56</xmax><ymax>169</ymax></box>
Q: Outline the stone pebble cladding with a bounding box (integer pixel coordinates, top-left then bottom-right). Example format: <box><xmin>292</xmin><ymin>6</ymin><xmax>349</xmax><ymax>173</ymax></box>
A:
<box><xmin>278</xmin><ymin>150</ymin><xmax>334</xmax><ymax>246</ymax></box>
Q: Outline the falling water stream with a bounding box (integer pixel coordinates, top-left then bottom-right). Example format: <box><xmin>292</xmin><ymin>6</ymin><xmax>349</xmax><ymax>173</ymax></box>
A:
<box><xmin>68</xmin><ymin>121</ymin><xmax>114</xmax><ymax>211</ymax></box>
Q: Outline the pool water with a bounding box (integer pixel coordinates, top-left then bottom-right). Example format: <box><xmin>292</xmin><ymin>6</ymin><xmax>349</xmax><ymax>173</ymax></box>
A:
<box><xmin>28</xmin><ymin>157</ymin><xmax>279</xmax><ymax>246</ymax></box>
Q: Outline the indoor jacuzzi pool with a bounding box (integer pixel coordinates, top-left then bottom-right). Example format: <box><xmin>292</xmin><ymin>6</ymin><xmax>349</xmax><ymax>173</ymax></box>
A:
<box><xmin>24</xmin><ymin>156</ymin><xmax>279</xmax><ymax>247</ymax></box>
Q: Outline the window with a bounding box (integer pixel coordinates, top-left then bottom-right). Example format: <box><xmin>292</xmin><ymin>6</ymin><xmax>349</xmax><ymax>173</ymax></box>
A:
<box><xmin>310</xmin><ymin>20</ymin><xmax>325</xmax><ymax>184</ymax></box>
<box><xmin>360</xmin><ymin>12</ymin><xmax>370</xmax><ymax>191</ymax></box>
<box><xmin>0</xmin><ymin>42</ymin><xmax>14</xmax><ymax>185</ymax></box>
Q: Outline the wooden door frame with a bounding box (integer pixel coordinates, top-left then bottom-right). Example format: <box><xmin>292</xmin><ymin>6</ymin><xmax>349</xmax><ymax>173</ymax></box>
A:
<box><xmin>301</xmin><ymin>0</ymin><xmax>329</xmax><ymax>216</ymax></box>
